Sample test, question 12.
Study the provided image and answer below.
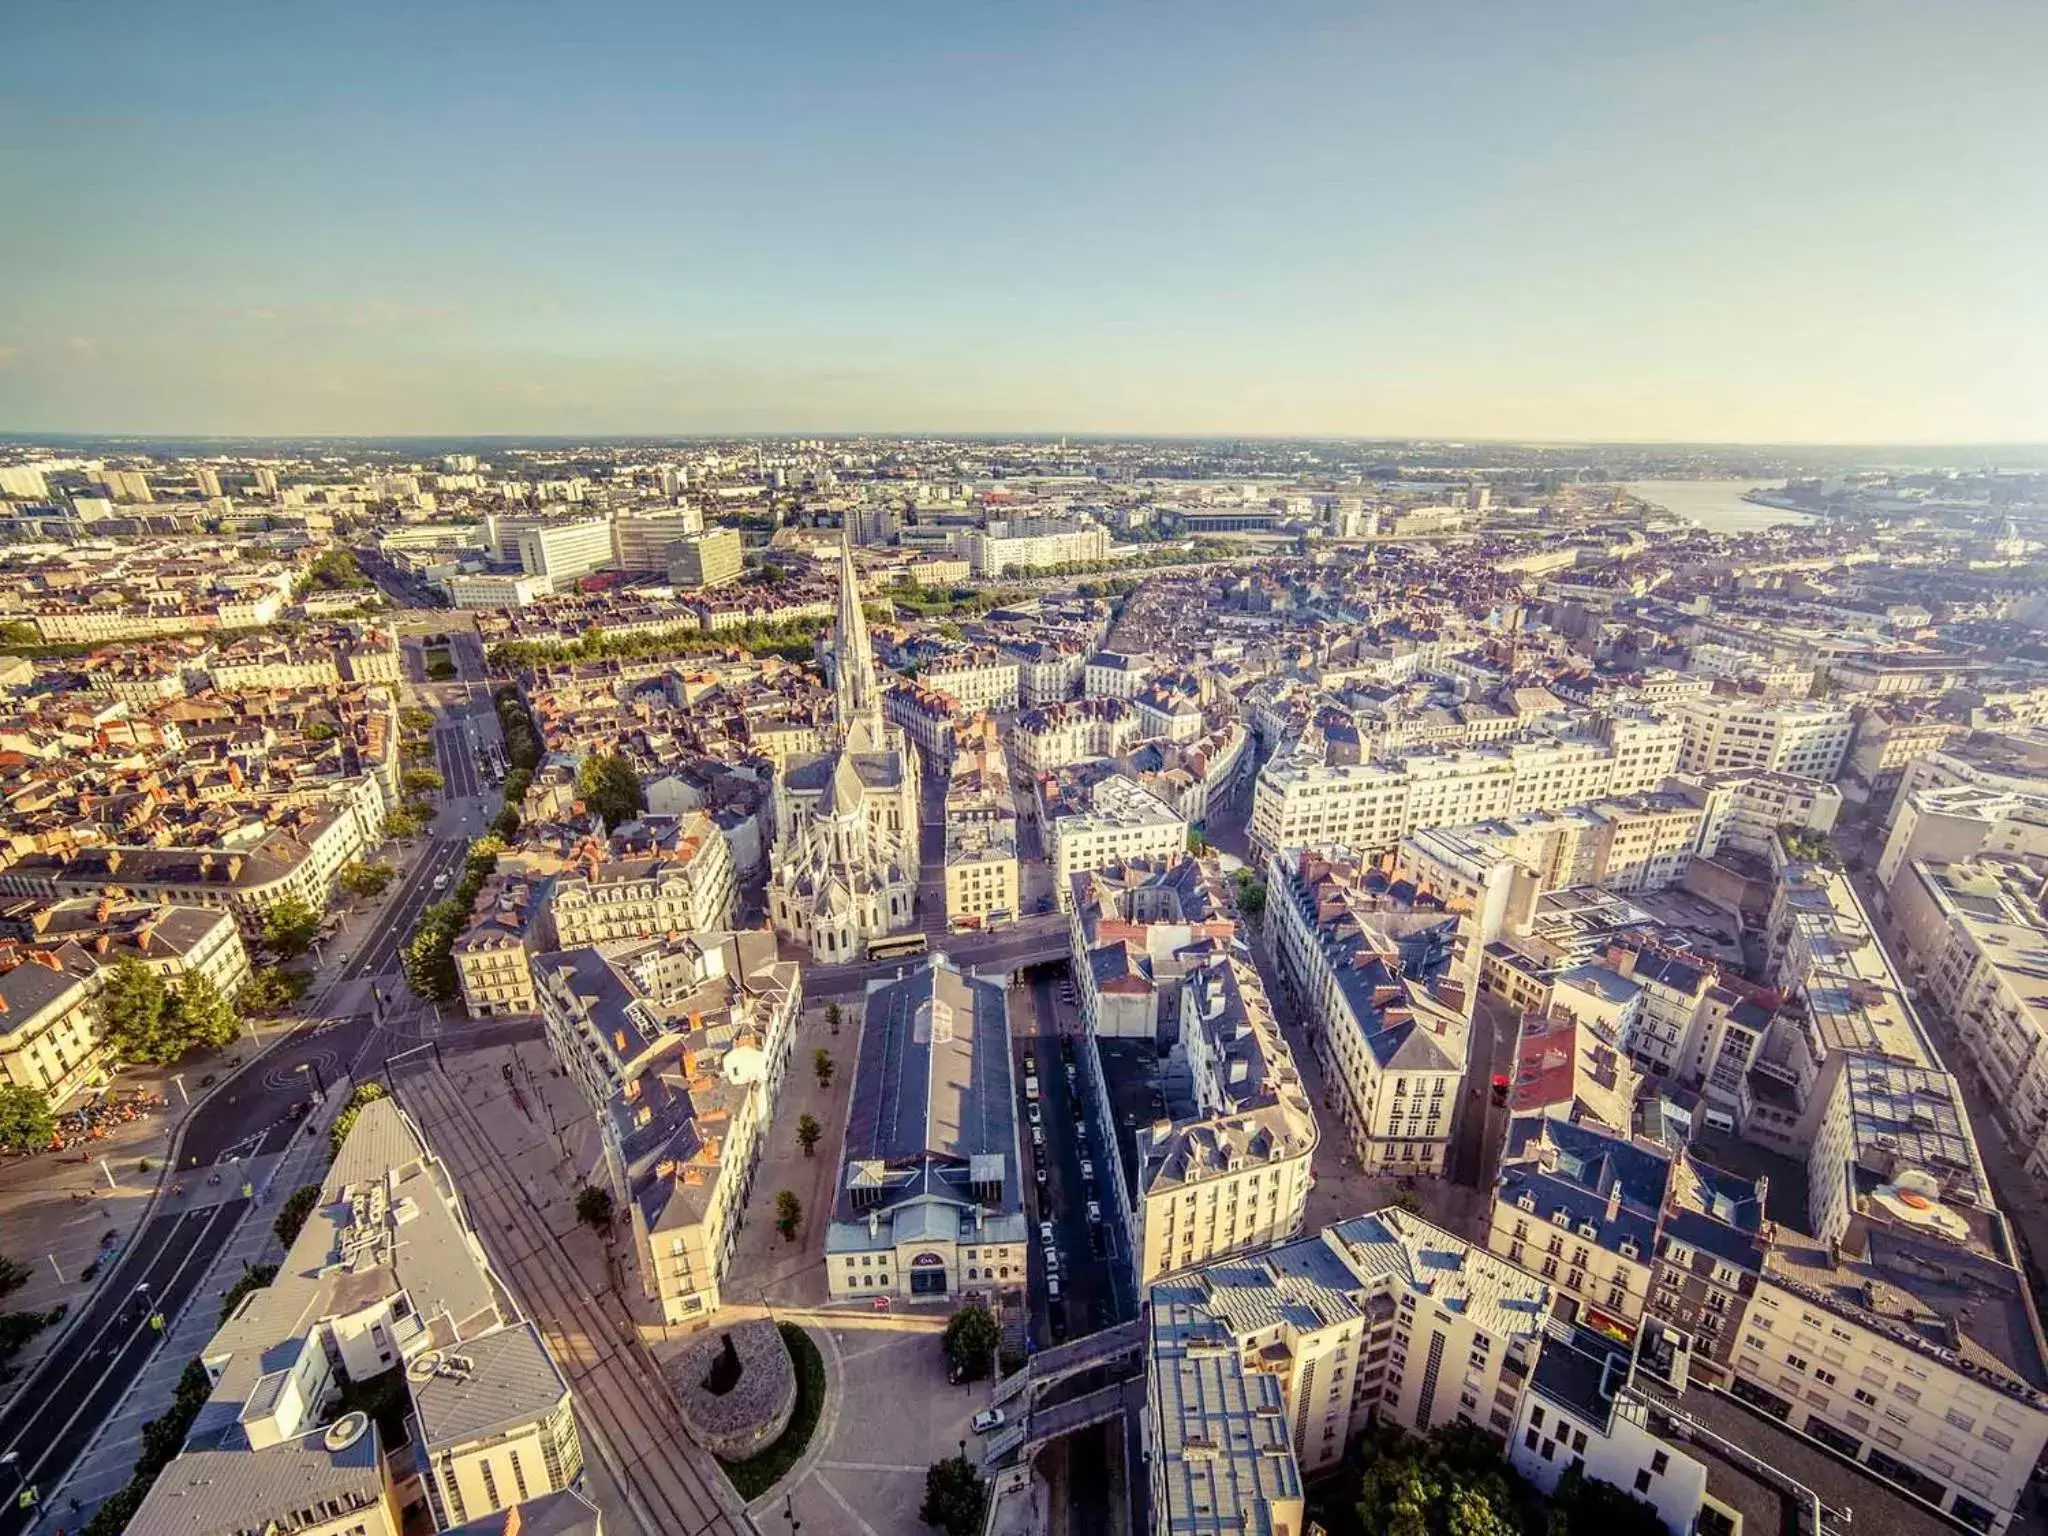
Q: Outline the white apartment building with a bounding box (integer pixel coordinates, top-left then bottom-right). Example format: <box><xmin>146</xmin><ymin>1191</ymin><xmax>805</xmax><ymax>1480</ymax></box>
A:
<box><xmin>1046</xmin><ymin>774</ymin><xmax>1188</xmax><ymax>909</ymax></box>
<box><xmin>537</xmin><ymin>931</ymin><xmax>800</xmax><ymax>1324</ymax></box>
<box><xmin>1889</xmin><ymin>856</ymin><xmax>2048</xmax><ymax>1179</ymax></box>
<box><xmin>1084</xmin><ymin>650</ymin><xmax>1151</xmax><ymax>700</ymax></box>
<box><xmin>1134</xmin><ymin>950</ymin><xmax>1317</xmax><ymax>1284</ymax></box>
<box><xmin>1250</xmin><ymin>737</ymin><xmax>1662</xmax><ymax>864</ymax></box>
<box><xmin>1009</xmin><ymin>698</ymin><xmax>1141</xmax><ymax>774</ymax></box>
<box><xmin>1677</xmin><ymin>768</ymin><xmax>1844</xmax><ymax>859</ymax></box>
<box><xmin>0</xmin><ymin>956</ymin><xmax>104</xmax><ymax>1105</ymax></box>
<box><xmin>1000</xmin><ymin>638</ymin><xmax>1087</xmax><ymax>707</ymax></box>
<box><xmin>1875</xmin><ymin>785</ymin><xmax>2048</xmax><ymax>899</ymax></box>
<box><xmin>446</xmin><ymin>571</ymin><xmax>555</xmax><ymax>609</ymax></box>
<box><xmin>515</xmin><ymin>517</ymin><xmax>616</xmax><ymax>583</ymax></box>
<box><xmin>1146</xmin><ymin>1208</ymin><xmax>1552</xmax><ymax>1497</ymax></box>
<box><xmin>546</xmin><ymin>815</ymin><xmax>738</xmax><ymax>947</ymax></box>
<box><xmin>966</xmin><ymin>514</ymin><xmax>1111</xmax><ymax>575</ymax></box>
<box><xmin>1269</xmin><ymin>848</ymin><xmax>1468</xmax><ymax>1176</ymax></box>
<box><xmin>129</xmin><ymin>1098</ymin><xmax>585</xmax><ymax>1536</ymax></box>
<box><xmin>915</xmin><ymin>651</ymin><xmax>1021</xmax><ymax>713</ymax></box>
<box><xmin>1673</xmin><ymin>698</ymin><xmax>1855</xmax><ymax>781</ymax></box>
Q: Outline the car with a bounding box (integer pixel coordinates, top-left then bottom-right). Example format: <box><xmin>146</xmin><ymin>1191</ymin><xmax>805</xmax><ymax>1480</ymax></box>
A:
<box><xmin>1085</xmin><ymin>1201</ymin><xmax>1103</xmax><ymax>1224</ymax></box>
<box><xmin>972</xmin><ymin>1409</ymin><xmax>1007</xmax><ymax>1435</ymax></box>
<box><xmin>1030</xmin><ymin>1125</ymin><xmax>1044</xmax><ymax>1148</ymax></box>
<box><xmin>1047</xmin><ymin>1275</ymin><xmax>1062</xmax><ymax>1300</ymax></box>
<box><xmin>1024</xmin><ymin>1077</ymin><xmax>1039</xmax><ymax>1102</ymax></box>
<box><xmin>1027</xmin><ymin>1102</ymin><xmax>1042</xmax><ymax>1126</ymax></box>
<box><xmin>1035</xmin><ymin>1165</ymin><xmax>1047</xmax><ymax>1185</ymax></box>
<box><xmin>433</xmin><ymin>871</ymin><xmax>451</xmax><ymax>890</ymax></box>
<box><xmin>1079</xmin><ymin>1158</ymin><xmax>1095</xmax><ymax>1181</ymax></box>
<box><xmin>1039</xmin><ymin>1220</ymin><xmax>1055</xmax><ymax>1245</ymax></box>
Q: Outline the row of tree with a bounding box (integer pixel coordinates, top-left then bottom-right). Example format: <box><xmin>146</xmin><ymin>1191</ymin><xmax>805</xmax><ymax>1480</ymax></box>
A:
<box><xmin>485</xmin><ymin>615</ymin><xmax>827</xmax><ymax>671</ymax></box>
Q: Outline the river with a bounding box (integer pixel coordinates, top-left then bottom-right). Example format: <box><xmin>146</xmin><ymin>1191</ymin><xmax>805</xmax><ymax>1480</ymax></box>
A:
<box><xmin>1623</xmin><ymin>479</ymin><xmax>1817</xmax><ymax>535</ymax></box>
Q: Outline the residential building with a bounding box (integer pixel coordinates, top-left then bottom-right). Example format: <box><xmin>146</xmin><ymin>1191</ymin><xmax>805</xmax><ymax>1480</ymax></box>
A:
<box><xmin>611</xmin><ymin>507</ymin><xmax>705</xmax><ymax>574</ymax></box>
<box><xmin>1009</xmin><ymin>697</ymin><xmax>1141</xmax><ymax>774</ymax></box>
<box><xmin>535</xmin><ymin>930</ymin><xmax>800</xmax><ymax>1324</ymax></box>
<box><xmin>942</xmin><ymin>722</ymin><xmax>1019</xmax><ymax>931</ymax></box>
<box><xmin>453</xmin><ymin>873</ymin><xmax>546</xmax><ymax>1019</ymax></box>
<box><xmin>446</xmin><ymin>571</ymin><xmax>555</xmax><ymax>609</ymax></box>
<box><xmin>1672</xmin><ymin>698</ymin><xmax>1855</xmax><ymax>782</ymax></box>
<box><xmin>127</xmin><ymin>1097</ymin><xmax>584</xmax><ymax>1536</ymax></box>
<box><xmin>1134</xmin><ymin>948</ymin><xmax>1317</xmax><ymax>1284</ymax></box>
<box><xmin>546</xmin><ymin>814</ymin><xmax>737</xmax><ymax>948</ymax></box>
<box><xmin>1044</xmin><ymin>772</ymin><xmax>1188</xmax><ymax>909</ymax></box>
<box><xmin>0</xmin><ymin>950</ymin><xmax>104</xmax><ymax>1105</ymax></box>
<box><xmin>1069</xmin><ymin>856</ymin><xmax>1238</xmax><ymax>1043</ymax></box>
<box><xmin>1269</xmin><ymin>848</ymin><xmax>1468</xmax><ymax>1176</ymax></box>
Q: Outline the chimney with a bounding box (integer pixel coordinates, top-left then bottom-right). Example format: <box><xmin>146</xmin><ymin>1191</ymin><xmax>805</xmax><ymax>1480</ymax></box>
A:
<box><xmin>1605</xmin><ymin>1176</ymin><xmax>1623</xmax><ymax>1224</ymax></box>
<box><xmin>226</xmin><ymin>855</ymin><xmax>243</xmax><ymax>882</ymax></box>
<box><xmin>135</xmin><ymin>923</ymin><xmax>154</xmax><ymax>954</ymax></box>
<box><xmin>504</xmin><ymin>1505</ymin><xmax>523</xmax><ymax>1536</ymax></box>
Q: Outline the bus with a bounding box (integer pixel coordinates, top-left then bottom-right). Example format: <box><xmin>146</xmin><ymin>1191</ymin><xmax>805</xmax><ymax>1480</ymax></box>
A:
<box><xmin>866</xmin><ymin>933</ymin><xmax>929</xmax><ymax>962</ymax></box>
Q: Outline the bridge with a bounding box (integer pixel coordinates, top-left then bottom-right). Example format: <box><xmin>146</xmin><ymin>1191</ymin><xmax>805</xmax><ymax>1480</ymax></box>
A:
<box><xmin>983</xmin><ymin>1379</ymin><xmax>1143</xmax><ymax>1471</ymax></box>
<box><xmin>990</xmin><ymin>1317</ymin><xmax>1145</xmax><ymax>1409</ymax></box>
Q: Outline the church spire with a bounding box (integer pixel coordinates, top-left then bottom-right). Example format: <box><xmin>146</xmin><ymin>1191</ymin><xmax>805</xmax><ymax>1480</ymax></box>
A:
<box><xmin>833</xmin><ymin>536</ymin><xmax>882</xmax><ymax>749</ymax></box>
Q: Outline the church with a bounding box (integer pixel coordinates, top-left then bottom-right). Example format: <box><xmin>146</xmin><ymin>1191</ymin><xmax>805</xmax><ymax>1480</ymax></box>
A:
<box><xmin>766</xmin><ymin>538</ymin><xmax>921</xmax><ymax>960</ymax></box>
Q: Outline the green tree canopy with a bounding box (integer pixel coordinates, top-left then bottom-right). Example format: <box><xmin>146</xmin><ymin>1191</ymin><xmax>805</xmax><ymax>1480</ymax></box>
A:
<box><xmin>99</xmin><ymin>956</ymin><xmax>177</xmax><ymax>1062</ymax></box>
<box><xmin>942</xmin><ymin>1303</ymin><xmax>1001</xmax><ymax>1382</ymax></box>
<box><xmin>273</xmin><ymin>1185</ymin><xmax>321</xmax><ymax>1249</ymax></box>
<box><xmin>797</xmin><ymin>1113</ymin><xmax>822</xmax><ymax>1157</ymax></box>
<box><xmin>174</xmin><ymin>971</ymin><xmax>241</xmax><ymax>1054</ymax></box>
<box><xmin>774</xmin><ymin>1189</ymin><xmax>803</xmax><ymax>1242</ymax></box>
<box><xmin>0</xmin><ymin>1085</ymin><xmax>54</xmax><ymax>1153</ymax></box>
<box><xmin>328</xmin><ymin>1081</ymin><xmax>390</xmax><ymax>1153</ymax></box>
<box><xmin>576</xmin><ymin>753</ymin><xmax>645</xmax><ymax>831</ymax></box>
<box><xmin>262</xmin><ymin>896</ymin><xmax>322</xmax><ymax>957</ymax></box>
<box><xmin>576</xmin><ymin>1185</ymin><xmax>615</xmax><ymax>1231</ymax></box>
<box><xmin>920</xmin><ymin>1454</ymin><xmax>989</xmax><ymax>1536</ymax></box>
<box><xmin>338</xmin><ymin>860</ymin><xmax>395</xmax><ymax>899</ymax></box>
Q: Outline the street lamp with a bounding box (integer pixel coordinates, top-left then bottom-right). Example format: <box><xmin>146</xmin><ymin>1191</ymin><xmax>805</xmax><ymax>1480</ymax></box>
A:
<box><xmin>297</xmin><ymin>1058</ymin><xmax>326</xmax><ymax>1102</ymax></box>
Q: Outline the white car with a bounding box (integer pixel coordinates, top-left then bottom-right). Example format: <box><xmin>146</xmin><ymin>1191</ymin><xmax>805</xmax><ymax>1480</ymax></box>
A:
<box><xmin>972</xmin><ymin>1409</ymin><xmax>1006</xmax><ymax>1435</ymax></box>
<box><xmin>1027</xmin><ymin>1103</ymin><xmax>1042</xmax><ymax>1126</ymax></box>
<box><xmin>1030</xmin><ymin>1125</ymin><xmax>1044</xmax><ymax>1148</ymax></box>
<box><xmin>1086</xmin><ymin>1201</ymin><xmax>1103</xmax><ymax>1224</ymax></box>
<box><xmin>1043</xmin><ymin>1245</ymin><xmax>1060</xmax><ymax>1272</ymax></box>
<box><xmin>1024</xmin><ymin>1077</ymin><xmax>1040</xmax><ymax>1102</ymax></box>
<box><xmin>1035</xmin><ymin>1165</ymin><xmax>1047</xmax><ymax>1185</ymax></box>
<box><xmin>1039</xmin><ymin>1220</ymin><xmax>1055</xmax><ymax>1245</ymax></box>
<box><xmin>433</xmin><ymin>872</ymin><xmax>450</xmax><ymax>890</ymax></box>
<box><xmin>1047</xmin><ymin>1275</ymin><xmax>1062</xmax><ymax>1300</ymax></box>
<box><xmin>1079</xmin><ymin>1158</ymin><xmax>1094</xmax><ymax>1181</ymax></box>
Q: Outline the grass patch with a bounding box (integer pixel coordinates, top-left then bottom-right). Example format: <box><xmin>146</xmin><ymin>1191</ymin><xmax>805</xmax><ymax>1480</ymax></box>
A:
<box><xmin>423</xmin><ymin>644</ymin><xmax>456</xmax><ymax>681</ymax></box>
<box><xmin>715</xmin><ymin>1321</ymin><xmax>827</xmax><ymax>1500</ymax></box>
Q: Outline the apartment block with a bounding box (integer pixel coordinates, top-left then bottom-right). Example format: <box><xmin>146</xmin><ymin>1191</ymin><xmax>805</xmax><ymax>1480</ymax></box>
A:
<box><xmin>1069</xmin><ymin>856</ymin><xmax>1239</xmax><ymax>1042</ymax></box>
<box><xmin>611</xmin><ymin>506</ymin><xmax>704</xmax><ymax>573</ymax></box>
<box><xmin>1134</xmin><ymin>949</ymin><xmax>1317</xmax><ymax>1284</ymax></box>
<box><xmin>1146</xmin><ymin>1209</ymin><xmax>1551</xmax><ymax>1496</ymax></box>
<box><xmin>1044</xmin><ymin>772</ymin><xmax>1188</xmax><ymax>910</ymax></box>
<box><xmin>545</xmin><ymin>813</ymin><xmax>737</xmax><ymax>948</ymax></box>
<box><xmin>942</xmin><ymin>723</ymin><xmax>1019</xmax><ymax>930</ymax></box>
<box><xmin>536</xmin><ymin>931</ymin><xmax>800</xmax><ymax>1324</ymax></box>
<box><xmin>1269</xmin><ymin>848</ymin><xmax>1468</xmax><ymax>1176</ymax></box>
<box><xmin>515</xmin><ymin>518</ymin><xmax>616</xmax><ymax>583</ymax></box>
<box><xmin>1673</xmin><ymin>697</ymin><xmax>1854</xmax><ymax>781</ymax></box>
<box><xmin>0</xmin><ymin>951</ymin><xmax>104</xmax><ymax>1105</ymax></box>
<box><xmin>128</xmin><ymin>1098</ymin><xmax>584</xmax><ymax>1536</ymax></box>
<box><xmin>453</xmin><ymin>873</ymin><xmax>546</xmax><ymax>1019</ymax></box>
<box><xmin>1009</xmin><ymin>697</ymin><xmax>1141</xmax><ymax>774</ymax></box>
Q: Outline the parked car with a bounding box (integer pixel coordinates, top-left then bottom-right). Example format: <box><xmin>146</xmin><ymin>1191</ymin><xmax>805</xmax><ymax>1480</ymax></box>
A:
<box><xmin>1085</xmin><ymin>1201</ymin><xmax>1103</xmax><ymax>1224</ymax></box>
<box><xmin>1079</xmin><ymin>1158</ymin><xmax>1095</xmax><ymax>1181</ymax></box>
<box><xmin>1030</xmin><ymin>1125</ymin><xmax>1044</xmax><ymax>1148</ymax></box>
<box><xmin>1047</xmin><ymin>1274</ymin><xmax>1062</xmax><ymax>1300</ymax></box>
<box><xmin>972</xmin><ymin>1409</ymin><xmax>1006</xmax><ymax>1434</ymax></box>
<box><xmin>1035</xmin><ymin>1165</ymin><xmax>1047</xmax><ymax>1186</ymax></box>
<box><xmin>1039</xmin><ymin>1220</ymin><xmax>1055</xmax><ymax>1245</ymax></box>
<box><xmin>1024</xmin><ymin>1077</ymin><xmax>1040</xmax><ymax>1102</ymax></box>
<box><xmin>1043</xmin><ymin>1245</ymin><xmax>1060</xmax><ymax>1272</ymax></box>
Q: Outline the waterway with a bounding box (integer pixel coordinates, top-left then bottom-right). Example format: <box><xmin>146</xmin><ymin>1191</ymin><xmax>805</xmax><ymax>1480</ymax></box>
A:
<box><xmin>1624</xmin><ymin>479</ymin><xmax>1818</xmax><ymax>535</ymax></box>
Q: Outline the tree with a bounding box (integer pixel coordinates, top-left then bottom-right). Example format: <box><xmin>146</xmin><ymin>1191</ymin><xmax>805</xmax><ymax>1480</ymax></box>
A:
<box><xmin>98</xmin><ymin>957</ymin><xmax>177</xmax><ymax>1062</ymax></box>
<box><xmin>576</xmin><ymin>1185</ymin><xmax>615</xmax><ymax>1232</ymax></box>
<box><xmin>774</xmin><ymin>1189</ymin><xmax>802</xmax><ymax>1243</ymax></box>
<box><xmin>220</xmin><ymin>1263</ymin><xmax>279</xmax><ymax>1324</ymax></box>
<box><xmin>577</xmin><ymin>753</ymin><xmax>645</xmax><ymax>832</ymax></box>
<box><xmin>0</xmin><ymin>1253</ymin><xmax>30</xmax><ymax>1300</ymax></box>
<box><xmin>239</xmin><ymin>967</ymin><xmax>310</xmax><ymax>1015</ymax></box>
<box><xmin>272</xmin><ymin>1185</ymin><xmax>320</xmax><ymax>1249</ymax></box>
<box><xmin>1233</xmin><ymin>868</ymin><xmax>1268</xmax><ymax>919</ymax></box>
<box><xmin>385</xmin><ymin>800</ymin><xmax>433</xmax><ymax>839</ymax></box>
<box><xmin>1186</xmin><ymin>828</ymin><xmax>1208</xmax><ymax>855</ymax></box>
<box><xmin>262</xmin><ymin>896</ymin><xmax>321</xmax><ymax>957</ymax></box>
<box><xmin>401</xmin><ymin>766</ymin><xmax>445</xmax><ymax>795</ymax></box>
<box><xmin>1547</xmin><ymin>1464</ymin><xmax>1669</xmax><ymax>1536</ymax></box>
<box><xmin>920</xmin><ymin>1453</ymin><xmax>989</xmax><ymax>1536</ymax></box>
<box><xmin>797</xmin><ymin>1113</ymin><xmax>822</xmax><ymax>1157</ymax></box>
<box><xmin>825</xmin><ymin>1002</ymin><xmax>842</xmax><ymax>1035</ymax></box>
<box><xmin>813</xmin><ymin>1048</ymin><xmax>835</xmax><ymax>1088</ymax></box>
<box><xmin>328</xmin><ymin>1081</ymin><xmax>389</xmax><ymax>1153</ymax></box>
<box><xmin>0</xmin><ymin>1084</ymin><xmax>54</xmax><ymax>1153</ymax></box>
<box><xmin>337</xmin><ymin>861</ymin><xmax>395</xmax><ymax>899</ymax></box>
<box><xmin>941</xmin><ymin>1303</ymin><xmax>1001</xmax><ymax>1383</ymax></box>
<box><xmin>173</xmin><ymin>971</ymin><xmax>241</xmax><ymax>1054</ymax></box>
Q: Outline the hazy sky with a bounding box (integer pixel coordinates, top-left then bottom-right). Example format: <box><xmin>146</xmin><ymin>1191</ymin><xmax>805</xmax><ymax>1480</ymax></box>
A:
<box><xmin>2</xmin><ymin>0</ymin><xmax>2043</xmax><ymax>441</ymax></box>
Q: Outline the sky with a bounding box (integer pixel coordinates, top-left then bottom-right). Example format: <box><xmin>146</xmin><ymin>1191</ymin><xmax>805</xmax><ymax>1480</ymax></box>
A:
<box><xmin>1</xmin><ymin>0</ymin><xmax>2044</xmax><ymax>442</ymax></box>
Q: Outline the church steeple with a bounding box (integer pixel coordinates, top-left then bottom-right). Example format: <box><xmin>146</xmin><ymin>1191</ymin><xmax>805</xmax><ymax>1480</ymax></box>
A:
<box><xmin>833</xmin><ymin>536</ymin><xmax>883</xmax><ymax>750</ymax></box>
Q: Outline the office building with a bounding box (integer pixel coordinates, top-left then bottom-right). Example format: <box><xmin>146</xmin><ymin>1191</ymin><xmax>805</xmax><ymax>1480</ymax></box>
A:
<box><xmin>515</xmin><ymin>518</ymin><xmax>615</xmax><ymax>583</ymax></box>
<box><xmin>666</xmin><ymin>527</ymin><xmax>744</xmax><ymax>590</ymax></box>
<box><xmin>1672</xmin><ymin>698</ymin><xmax>1855</xmax><ymax>782</ymax></box>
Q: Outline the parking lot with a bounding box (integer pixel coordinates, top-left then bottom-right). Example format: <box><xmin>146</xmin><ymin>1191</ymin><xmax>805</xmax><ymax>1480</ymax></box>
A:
<box><xmin>1010</xmin><ymin>963</ymin><xmax>1122</xmax><ymax>1348</ymax></box>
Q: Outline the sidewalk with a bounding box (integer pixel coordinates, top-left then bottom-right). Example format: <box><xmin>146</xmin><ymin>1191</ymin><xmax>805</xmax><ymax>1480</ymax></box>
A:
<box><xmin>28</xmin><ymin>1085</ymin><xmax>347</xmax><ymax>1534</ymax></box>
<box><xmin>715</xmin><ymin>1001</ymin><xmax>858</xmax><ymax>1319</ymax></box>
